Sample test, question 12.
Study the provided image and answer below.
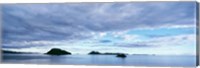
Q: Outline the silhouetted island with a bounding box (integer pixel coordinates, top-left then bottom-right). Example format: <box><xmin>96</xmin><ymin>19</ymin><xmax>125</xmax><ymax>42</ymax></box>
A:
<box><xmin>46</xmin><ymin>48</ymin><xmax>71</xmax><ymax>55</ymax></box>
<box><xmin>88</xmin><ymin>51</ymin><xmax>101</xmax><ymax>55</ymax></box>
<box><xmin>88</xmin><ymin>51</ymin><xmax>127</xmax><ymax>58</ymax></box>
<box><xmin>116</xmin><ymin>53</ymin><xmax>127</xmax><ymax>58</ymax></box>
<box><xmin>103</xmin><ymin>53</ymin><xmax>127</xmax><ymax>55</ymax></box>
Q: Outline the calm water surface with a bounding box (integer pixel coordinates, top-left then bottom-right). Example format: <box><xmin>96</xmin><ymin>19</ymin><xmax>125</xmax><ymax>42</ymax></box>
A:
<box><xmin>2</xmin><ymin>54</ymin><xmax>196</xmax><ymax>67</ymax></box>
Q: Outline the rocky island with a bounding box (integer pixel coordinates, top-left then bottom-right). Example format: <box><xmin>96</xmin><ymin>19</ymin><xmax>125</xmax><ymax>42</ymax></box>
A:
<box><xmin>88</xmin><ymin>51</ymin><xmax>101</xmax><ymax>55</ymax></box>
<box><xmin>46</xmin><ymin>48</ymin><xmax>71</xmax><ymax>55</ymax></box>
<box><xmin>88</xmin><ymin>51</ymin><xmax>127</xmax><ymax>58</ymax></box>
<box><xmin>116</xmin><ymin>53</ymin><xmax>127</xmax><ymax>58</ymax></box>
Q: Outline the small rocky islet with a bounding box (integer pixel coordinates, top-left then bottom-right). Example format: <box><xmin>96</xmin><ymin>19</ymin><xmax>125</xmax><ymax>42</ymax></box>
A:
<box><xmin>45</xmin><ymin>48</ymin><xmax>71</xmax><ymax>55</ymax></box>
<box><xmin>88</xmin><ymin>51</ymin><xmax>101</xmax><ymax>54</ymax></box>
<box><xmin>116</xmin><ymin>53</ymin><xmax>127</xmax><ymax>58</ymax></box>
<box><xmin>88</xmin><ymin>51</ymin><xmax>127</xmax><ymax>58</ymax></box>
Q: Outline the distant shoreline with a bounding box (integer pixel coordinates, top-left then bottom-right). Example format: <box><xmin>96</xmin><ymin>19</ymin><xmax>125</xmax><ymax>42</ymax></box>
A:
<box><xmin>2</xmin><ymin>50</ymin><xmax>195</xmax><ymax>56</ymax></box>
<box><xmin>2</xmin><ymin>50</ymin><xmax>38</xmax><ymax>54</ymax></box>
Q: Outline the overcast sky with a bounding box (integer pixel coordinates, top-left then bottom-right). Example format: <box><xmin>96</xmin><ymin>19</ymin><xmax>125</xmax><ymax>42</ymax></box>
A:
<box><xmin>1</xmin><ymin>2</ymin><xmax>197</xmax><ymax>55</ymax></box>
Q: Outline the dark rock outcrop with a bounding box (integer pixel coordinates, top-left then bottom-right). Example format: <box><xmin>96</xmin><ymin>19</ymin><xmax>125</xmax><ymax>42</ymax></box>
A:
<box><xmin>46</xmin><ymin>48</ymin><xmax>71</xmax><ymax>55</ymax></box>
<box><xmin>88</xmin><ymin>51</ymin><xmax>101</xmax><ymax>55</ymax></box>
<box><xmin>116</xmin><ymin>53</ymin><xmax>127</xmax><ymax>58</ymax></box>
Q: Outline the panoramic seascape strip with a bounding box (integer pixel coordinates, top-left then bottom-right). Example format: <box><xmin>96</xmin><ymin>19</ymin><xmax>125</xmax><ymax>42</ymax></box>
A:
<box><xmin>0</xmin><ymin>2</ymin><xmax>198</xmax><ymax>67</ymax></box>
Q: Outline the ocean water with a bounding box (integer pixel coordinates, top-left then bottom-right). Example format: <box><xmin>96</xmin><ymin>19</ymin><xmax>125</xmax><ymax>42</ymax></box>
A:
<box><xmin>2</xmin><ymin>54</ymin><xmax>196</xmax><ymax>67</ymax></box>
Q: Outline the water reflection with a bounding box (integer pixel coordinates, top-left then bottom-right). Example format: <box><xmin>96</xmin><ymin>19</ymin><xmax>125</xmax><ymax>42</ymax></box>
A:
<box><xmin>2</xmin><ymin>54</ymin><xmax>196</xmax><ymax>67</ymax></box>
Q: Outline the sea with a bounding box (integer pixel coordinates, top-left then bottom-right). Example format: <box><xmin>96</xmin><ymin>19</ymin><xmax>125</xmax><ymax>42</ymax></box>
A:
<box><xmin>2</xmin><ymin>53</ymin><xmax>197</xmax><ymax>67</ymax></box>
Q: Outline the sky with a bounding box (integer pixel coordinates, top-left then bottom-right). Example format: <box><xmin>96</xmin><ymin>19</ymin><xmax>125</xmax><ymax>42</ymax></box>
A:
<box><xmin>1</xmin><ymin>2</ymin><xmax>197</xmax><ymax>55</ymax></box>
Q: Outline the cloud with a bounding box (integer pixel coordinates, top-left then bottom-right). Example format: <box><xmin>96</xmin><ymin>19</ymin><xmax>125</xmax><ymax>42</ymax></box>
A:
<box><xmin>1</xmin><ymin>2</ymin><xmax>197</xmax><ymax>53</ymax></box>
<box><xmin>140</xmin><ymin>34</ymin><xmax>196</xmax><ymax>47</ymax></box>
<box><xmin>114</xmin><ymin>43</ymin><xmax>154</xmax><ymax>48</ymax></box>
